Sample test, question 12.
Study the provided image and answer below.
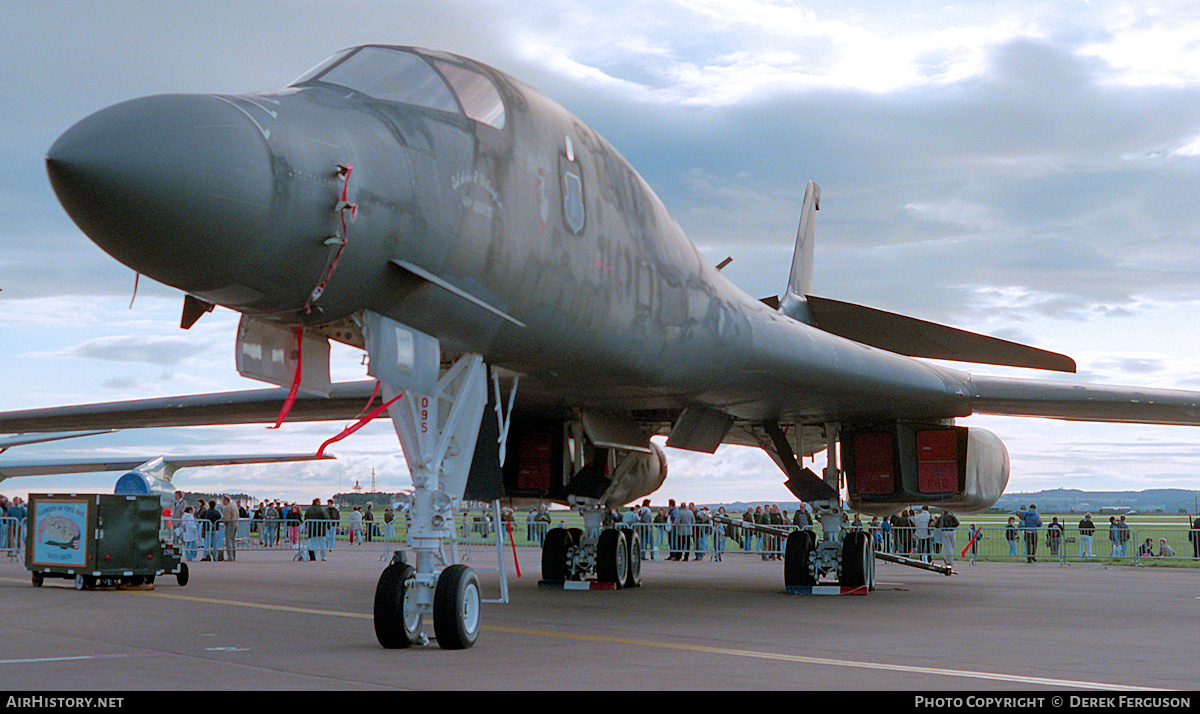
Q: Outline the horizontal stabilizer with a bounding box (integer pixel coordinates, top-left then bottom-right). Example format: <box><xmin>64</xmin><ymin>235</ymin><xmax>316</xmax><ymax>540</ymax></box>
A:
<box><xmin>805</xmin><ymin>294</ymin><xmax>1076</xmax><ymax>373</ymax></box>
<box><xmin>0</xmin><ymin>430</ymin><xmax>114</xmax><ymax>451</ymax></box>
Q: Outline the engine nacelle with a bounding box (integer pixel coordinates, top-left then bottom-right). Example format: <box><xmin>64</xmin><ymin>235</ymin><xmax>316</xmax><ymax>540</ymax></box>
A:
<box><xmin>499</xmin><ymin>416</ymin><xmax>668</xmax><ymax>508</ymax></box>
<box><xmin>843</xmin><ymin>424</ymin><xmax>1010</xmax><ymax>516</ymax></box>
<box><xmin>113</xmin><ymin>471</ymin><xmax>177</xmax><ymax>511</ymax></box>
<box><xmin>595</xmin><ymin>441</ymin><xmax>668</xmax><ymax>508</ymax></box>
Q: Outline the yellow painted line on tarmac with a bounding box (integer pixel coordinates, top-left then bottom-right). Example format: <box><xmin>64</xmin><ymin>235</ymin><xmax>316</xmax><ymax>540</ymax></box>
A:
<box><xmin>131</xmin><ymin>590</ymin><xmax>374</xmax><ymax>620</ymax></box>
<box><xmin>484</xmin><ymin>625</ymin><xmax>1162</xmax><ymax>691</ymax></box>
<box><xmin>135</xmin><ymin>588</ymin><xmax>1162</xmax><ymax>691</ymax></box>
<box><xmin>3</xmin><ymin>576</ymin><xmax>1162</xmax><ymax>691</ymax></box>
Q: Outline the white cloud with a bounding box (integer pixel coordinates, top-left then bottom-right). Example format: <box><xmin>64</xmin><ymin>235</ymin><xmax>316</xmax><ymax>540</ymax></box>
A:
<box><xmin>506</xmin><ymin>0</ymin><xmax>1052</xmax><ymax>106</ymax></box>
<box><xmin>1171</xmin><ymin>135</ymin><xmax>1200</xmax><ymax>157</ymax></box>
<box><xmin>1078</xmin><ymin>8</ymin><xmax>1200</xmax><ymax>88</ymax></box>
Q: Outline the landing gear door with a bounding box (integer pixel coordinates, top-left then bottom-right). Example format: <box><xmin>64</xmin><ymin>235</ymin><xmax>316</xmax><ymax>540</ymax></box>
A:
<box><xmin>236</xmin><ymin>315</ymin><xmax>332</xmax><ymax>397</ymax></box>
<box><xmin>363</xmin><ymin>310</ymin><xmax>440</xmax><ymax>395</ymax></box>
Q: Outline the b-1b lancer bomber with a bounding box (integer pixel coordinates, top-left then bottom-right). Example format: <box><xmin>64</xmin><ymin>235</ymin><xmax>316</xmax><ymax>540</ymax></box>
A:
<box><xmin>8</xmin><ymin>45</ymin><xmax>1200</xmax><ymax>649</ymax></box>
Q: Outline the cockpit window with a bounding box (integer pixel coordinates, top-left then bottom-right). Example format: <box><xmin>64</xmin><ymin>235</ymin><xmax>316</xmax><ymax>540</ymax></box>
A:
<box><xmin>293</xmin><ymin>46</ymin><xmax>460</xmax><ymax>115</ymax></box>
<box><xmin>289</xmin><ymin>47</ymin><xmax>354</xmax><ymax>85</ymax></box>
<box><xmin>292</xmin><ymin>47</ymin><xmax>508</xmax><ymax>131</ymax></box>
<box><xmin>433</xmin><ymin>61</ymin><xmax>507</xmax><ymax>130</ymax></box>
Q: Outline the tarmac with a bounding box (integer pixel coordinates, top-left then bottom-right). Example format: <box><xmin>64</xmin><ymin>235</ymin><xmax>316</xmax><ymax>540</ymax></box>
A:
<box><xmin>0</xmin><ymin>544</ymin><xmax>1196</xmax><ymax>692</ymax></box>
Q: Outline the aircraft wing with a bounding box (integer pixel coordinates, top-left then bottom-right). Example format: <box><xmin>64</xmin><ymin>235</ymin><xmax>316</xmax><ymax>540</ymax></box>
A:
<box><xmin>966</xmin><ymin>374</ymin><xmax>1200</xmax><ymax>425</ymax></box>
<box><xmin>4</xmin><ymin>371</ymin><xmax>1200</xmax><ymax>443</ymax></box>
<box><xmin>0</xmin><ymin>381</ymin><xmax>379</xmax><ymax>434</ymax></box>
<box><xmin>0</xmin><ymin>453</ymin><xmax>333</xmax><ymax>480</ymax></box>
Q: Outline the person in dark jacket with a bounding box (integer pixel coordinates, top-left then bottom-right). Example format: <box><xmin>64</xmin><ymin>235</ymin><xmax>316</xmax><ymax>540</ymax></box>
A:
<box><xmin>1189</xmin><ymin>517</ymin><xmax>1200</xmax><ymax>560</ymax></box>
<box><xmin>304</xmin><ymin>498</ymin><xmax>329</xmax><ymax>561</ymax></box>
<box><xmin>894</xmin><ymin>510</ymin><xmax>914</xmax><ymax>555</ymax></box>
<box><xmin>767</xmin><ymin>505</ymin><xmax>784</xmax><ymax>560</ymax></box>
<box><xmin>325</xmin><ymin>500</ymin><xmax>340</xmax><ymax>552</ymax></box>
<box><xmin>1022</xmin><ymin>504</ymin><xmax>1042</xmax><ymax>562</ymax></box>
<box><xmin>1078</xmin><ymin>513</ymin><xmax>1096</xmax><ymax>557</ymax></box>
<box><xmin>286</xmin><ymin>504</ymin><xmax>302</xmax><ymax>546</ymax></box>
<box><xmin>1046</xmin><ymin>517</ymin><xmax>1064</xmax><ymax>557</ymax></box>
<box><xmin>202</xmin><ymin>500</ymin><xmax>221</xmax><ymax>561</ymax></box>
<box><xmin>939</xmin><ymin>510</ymin><xmax>959</xmax><ymax>566</ymax></box>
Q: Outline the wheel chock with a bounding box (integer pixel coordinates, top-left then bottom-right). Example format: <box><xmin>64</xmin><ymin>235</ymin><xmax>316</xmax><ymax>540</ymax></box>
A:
<box><xmin>537</xmin><ymin>580</ymin><xmax>619</xmax><ymax>591</ymax></box>
<box><xmin>785</xmin><ymin>585</ymin><xmax>869</xmax><ymax>595</ymax></box>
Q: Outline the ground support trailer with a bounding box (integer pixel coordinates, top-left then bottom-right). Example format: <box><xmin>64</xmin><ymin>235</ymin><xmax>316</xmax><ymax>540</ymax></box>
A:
<box><xmin>25</xmin><ymin>493</ymin><xmax>188</xmax><ymax>590</ymax></box>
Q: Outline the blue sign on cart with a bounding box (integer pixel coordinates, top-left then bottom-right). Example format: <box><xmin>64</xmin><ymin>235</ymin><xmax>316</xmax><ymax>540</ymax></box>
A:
<box><xmin>31</xmin><ymin>500</ymin><xmax>89</xmax><ymax>568</ymax></box>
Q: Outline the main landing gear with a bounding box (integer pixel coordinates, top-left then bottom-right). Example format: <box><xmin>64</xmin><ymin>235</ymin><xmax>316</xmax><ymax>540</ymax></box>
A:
<box><xmin>782</xmin><ymin>501</ymin><xmax>876</xmax><ymax>592</ymax></box>
<box><xmin>540</xmin><ymin>501</ymin><xmax>641</xmax><ymax>589</ymax></box>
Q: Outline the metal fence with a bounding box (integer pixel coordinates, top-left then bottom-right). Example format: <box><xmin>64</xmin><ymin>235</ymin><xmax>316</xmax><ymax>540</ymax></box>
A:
<box><xmin>166</xmin><ymin>515</ymin><xmax>546</xmax><ymax>561</ymax></box>
<box><xmin>161</xmin><ymin>516</ymin><xmax>794</xmax><ymax>561</ymax></box>
<box><xmin>873</xmin><ymin>524</ymin><xmax>1200</xmax><ymax>566</ymax></box>
<box><xmin>1</xmin><ymin>516</ymin><xmax>25</xmax><ymax>560</ymax></box>
<box><xmin>162</xmin><ymin>516</ymin><xmax>1200</xmax><ymax>565</ymax></box>
<box><xmin>13</xmin><ymin>510</ymin><xmax>1195</xmax><ymax>567</ymax></box>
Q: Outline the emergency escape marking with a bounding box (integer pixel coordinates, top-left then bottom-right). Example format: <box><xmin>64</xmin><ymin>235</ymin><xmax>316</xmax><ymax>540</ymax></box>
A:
<box><xmin>112</xmin><ymin>587</ymin><xmax>1159</xmax><ymax>691</ymax></box>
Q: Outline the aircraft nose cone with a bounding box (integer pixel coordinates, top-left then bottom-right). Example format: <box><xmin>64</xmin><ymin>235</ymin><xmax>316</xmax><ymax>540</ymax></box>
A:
<box><xmin>46</xmin><ymin>94</ymin><xmax>274</xmax><ymax>294</ymax></box>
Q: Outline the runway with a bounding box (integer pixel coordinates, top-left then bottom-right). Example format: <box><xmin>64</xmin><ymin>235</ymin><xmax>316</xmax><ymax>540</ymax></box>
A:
<box><xmin>0</xmin><ymin>546</ymin><xmax>1195</xmax><ymax>691</ymax></box>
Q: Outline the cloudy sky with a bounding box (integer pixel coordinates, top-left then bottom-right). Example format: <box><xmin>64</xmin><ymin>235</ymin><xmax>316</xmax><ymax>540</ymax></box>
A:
<box><xmin>2</xmin><ymin>0</ymin><xmax>1199</xmax><ymax>506</ymax></box>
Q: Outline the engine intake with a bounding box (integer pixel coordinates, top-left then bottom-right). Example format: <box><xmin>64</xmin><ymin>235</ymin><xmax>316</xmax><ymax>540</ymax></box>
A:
<box><xmin>843</xmin><ymin>424</ymin><xmax>1009</xmax><ymax>516</ymax></box>
<box><xmin>500</xmin><ymin>416</ymin><xmax>668</xmax><ymax>507</ymax></box>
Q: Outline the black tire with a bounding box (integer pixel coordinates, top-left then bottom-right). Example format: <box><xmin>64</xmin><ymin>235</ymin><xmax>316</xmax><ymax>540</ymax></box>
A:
<box><xmin>866</xmin><ymin>539</ymin><xmax>877</xmax><ymax>591</ymax></box>
<box><xmin>622</xmin><ymin>529</ymin><xmax>642</xmax><ymax>588</ymax></box>
<box><xmin>841</xmin><ymin>532</ymin><xmax>869</xmax><ymax>588</ymax></box>
<box><xmin>176</xmin><ymin>563</ymin><xmax>189</xmax><ymax>587</ymax></box>
<box><xmin>433</xmin><ymin>564</ymin><xmax>481</xmax><ymax>650</ymax></box>
<box><xmin>31</xmin><ymin>572</ymin><xmax>43</xmax><ymax>587</ymax></box>
<box><xmin>784</xmin><ymin>530</ymin><xmax>817</xmax><ymax>587</ymax></box>
<box><xmin>374</xmin><ymin>562</ymin><xmax>422</xmax><ymax>649</ymax></box>
<box><xmin>541</xmin><ymin>528</ymin><xmax>571</xmax><ymax>582</ymax></box>
<box><xmin>596</xmin><ymin>529</ymin><xmax>628</xmax><ymax>587</ymax></box>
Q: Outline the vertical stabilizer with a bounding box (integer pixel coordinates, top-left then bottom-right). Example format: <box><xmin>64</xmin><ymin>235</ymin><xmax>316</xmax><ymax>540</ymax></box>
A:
<box><xmin>778</xmin><ymin>181</ymin><xmax>819</xmax><ymax>322</ymax></box>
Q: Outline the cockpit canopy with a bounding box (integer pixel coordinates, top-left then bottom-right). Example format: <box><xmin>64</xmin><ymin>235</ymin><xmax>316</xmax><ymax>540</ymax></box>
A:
<box><xmin>292</xmin><ymin>45</ymin><xmax>506</xmax><ymax>130</ymax></box>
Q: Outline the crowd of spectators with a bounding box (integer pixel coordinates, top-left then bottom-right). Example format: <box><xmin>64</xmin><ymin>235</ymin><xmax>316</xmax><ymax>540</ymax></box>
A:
<box><xmin>0</xmin><ymin>494</ymin><xmax>28</xmax><ymax>553</ymax></box>
<box><xmin>13</xmin><ymin>487</ymin><xmax>1197</xmax><ymax>566</ymax></box>
<box><xmin>162</xmin><ymin>490</ymin><xmax>402</xmax><ymax>563</ymax></box>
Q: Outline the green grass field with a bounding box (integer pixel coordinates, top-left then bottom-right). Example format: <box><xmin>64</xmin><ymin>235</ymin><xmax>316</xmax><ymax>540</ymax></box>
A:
<box><xmin>255</xmin><ymin>509</ymin><xmax>1200</xmax><ymax>566</ymax></box>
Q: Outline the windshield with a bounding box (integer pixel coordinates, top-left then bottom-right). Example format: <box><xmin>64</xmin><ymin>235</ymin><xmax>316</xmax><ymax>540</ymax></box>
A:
<box><xmin>295</xmin><ymin>46</ymin><xmax>459</xmax><ymax>115</ymax></box>
<box><xmin>292</xmin><ymin>46</ymin><xmax>507</xmax><ymax>130</ymax></box>
<box><xmin>289</xmin><ymin>47</ymin><xmax>354</xmax><ymax>85</ymax></box>
<box><xmin>434</xmin><ymin>60</ymin><xmax>506</xmax><ymax>130</ymax></box>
